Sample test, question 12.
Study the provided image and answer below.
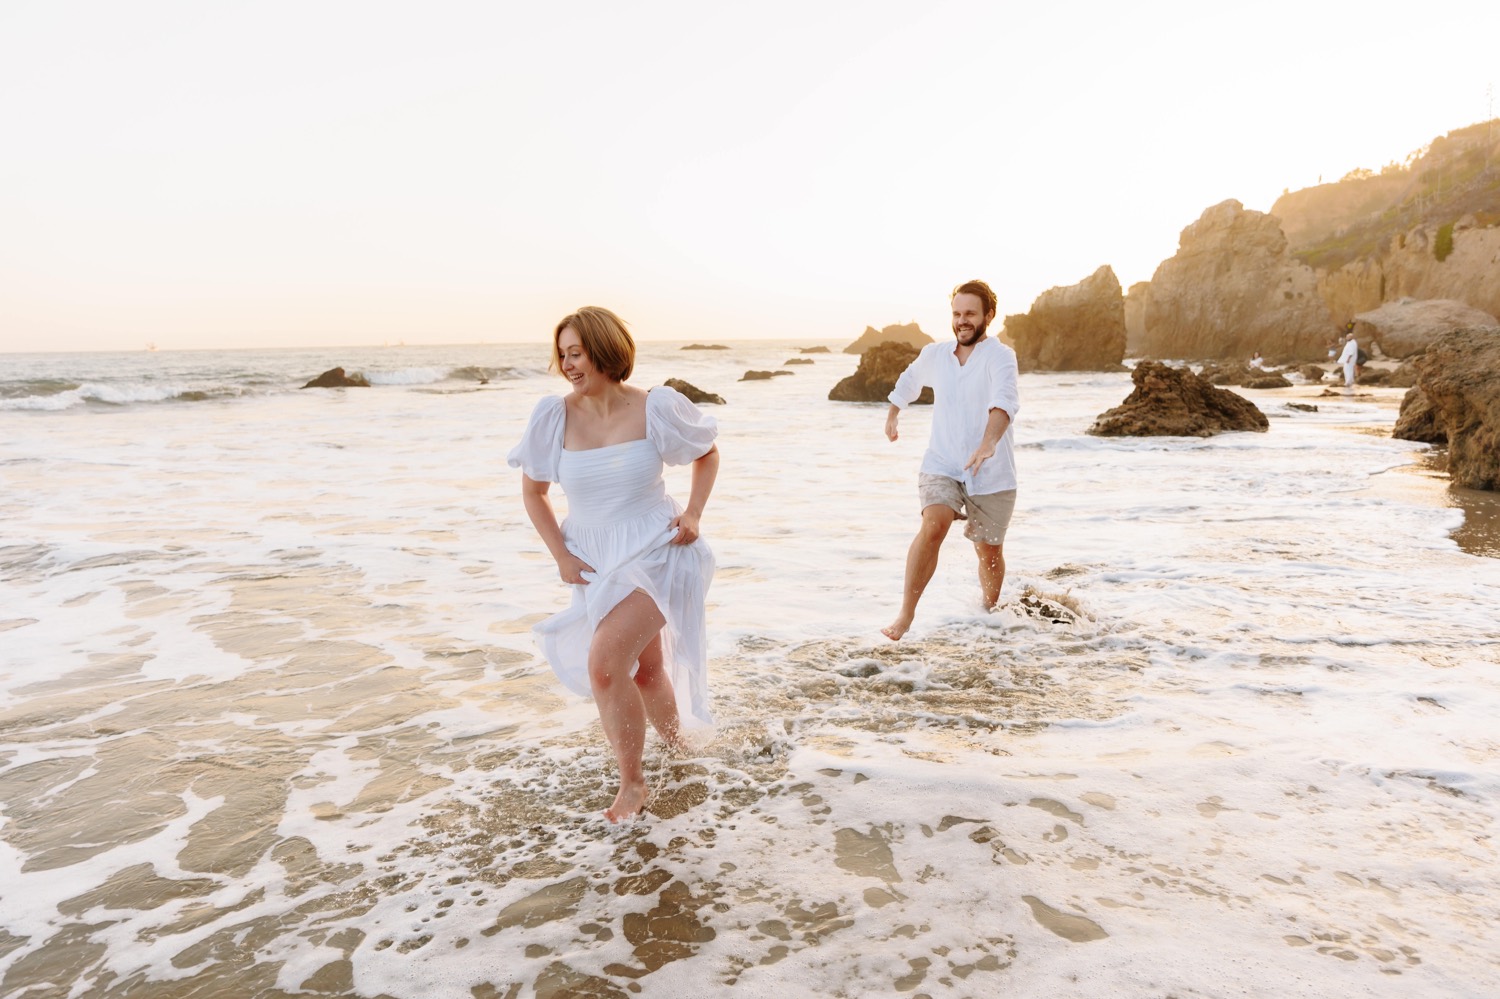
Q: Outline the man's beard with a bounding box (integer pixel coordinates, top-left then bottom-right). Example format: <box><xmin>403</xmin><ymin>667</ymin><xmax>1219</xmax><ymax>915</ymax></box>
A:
<box><xmin>953</xmin><ymin>318</ymin><xmax>988</xmax><ymax>346</ymax></box>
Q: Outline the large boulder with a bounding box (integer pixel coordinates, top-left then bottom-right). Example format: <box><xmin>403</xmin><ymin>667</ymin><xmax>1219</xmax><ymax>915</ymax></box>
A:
<box><xmin>1407</xmin><ymin>326</ymin><xmax>1500</xmax><ymax>489</ymax></box>
<box><xmin>1392</xmin><ymin>388</ymin><xmax>1445</xmax><ymax>444</ymax></box>
<box><xmin>1351</xmin><ymin>298</ymin><xmax>1499</xmax><ymax>359</ymax></box>
<box><xmin>663</xmin><ymin>378</ymin><xmax>724</xmax><ymax>405</ymax></box>
<box><xmin>1142</xmin><ymin>200</ymin><xmax>1333</xmax><ymax>362</ymax></box>
<box><xmin>844</xmin><ymin>322</ymin><xmax>932</xmax><ymax>355</ymax></box>
<box><xmin>1088</xmin><ymin>362</ymin><xmax>1268</xmax><ymax>437</ymax></box>
<box><xmin>1000</xmin><ymin>264</ymin><xmax>1127</xmax><ymax>372</ymax></box>
<box><xmin>1124</xmin><ymin>281</ymin><xmax>1151</xmax><ymax>356</ymax></box>
<box><xmin>829</xmin><ymin>341</ymin><xmax>932</xmax><ymax>404</ymax></box>
<box><xmin>302</xmin><ymin>367</ymin><xmax>370</xmax><ymax>388</ymax></box>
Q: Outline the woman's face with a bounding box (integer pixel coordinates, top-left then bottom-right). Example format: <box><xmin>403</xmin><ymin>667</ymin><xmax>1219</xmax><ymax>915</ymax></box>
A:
<box><xmin>557</xmin><ymin>327</ymin><xmax>600</xmax><ymax>393</ymax></box>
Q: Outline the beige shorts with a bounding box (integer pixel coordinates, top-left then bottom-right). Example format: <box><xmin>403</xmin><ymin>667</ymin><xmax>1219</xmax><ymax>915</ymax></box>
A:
<box><xmin>918</xmin><ymin>474</ymin><xmax>1016</xmax><ymax>545</ymax></box>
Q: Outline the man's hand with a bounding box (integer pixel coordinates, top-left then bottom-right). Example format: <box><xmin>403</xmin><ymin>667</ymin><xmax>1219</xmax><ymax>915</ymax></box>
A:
<box><xmin>885</xmin><ymin>409</ymin><xmax>900</xmax><ymax>442</ymax></box>
<box><xmin>964</xmin><ymin>441</ymin><xmax>996</xmax><ymax>475</ymax></box>
<box><xmin>556</xmin><ymin>551</ymin><xmax>595</xmax><ymax>585</ymax></box>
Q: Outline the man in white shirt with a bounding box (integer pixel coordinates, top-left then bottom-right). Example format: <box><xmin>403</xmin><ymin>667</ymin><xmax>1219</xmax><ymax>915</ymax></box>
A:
<box><xmin>882</xmin><ymin>279</ymin><xmax>1021</xmax><ymax>640</ymax></box>
<box><xmin>1337</xmin><ymin>332</ymin><xmax>1359</xmax><ymax>388</ymax></box>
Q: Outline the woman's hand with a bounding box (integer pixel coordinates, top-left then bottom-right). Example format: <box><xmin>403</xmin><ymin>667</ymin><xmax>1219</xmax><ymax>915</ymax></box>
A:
<box><xmin>669</xmin><ymin>511</ymin><xmax>701</xmax><ymax>545</ymax></box>
<box><xmin>556</xmin><ymin>551</ymin><xmax>595</xmax><ymax>584</ymax></box>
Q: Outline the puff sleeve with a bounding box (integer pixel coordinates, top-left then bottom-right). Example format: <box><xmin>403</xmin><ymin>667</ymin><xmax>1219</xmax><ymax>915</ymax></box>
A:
<box><xmin>506</xmin><ymin>395</ymin><xmax>566</xmax><ymax>481</ymax></box>
<box><xmin>647</xmin><ymin>386</ymin><xmax>718</xmax><ymax>466</ymax></box>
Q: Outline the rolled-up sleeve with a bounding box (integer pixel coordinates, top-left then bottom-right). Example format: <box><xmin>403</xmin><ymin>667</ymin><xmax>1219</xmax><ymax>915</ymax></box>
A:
<box><xmin>886</xmin><ymin>347</ymin><xmax>929</xmax><ymax>409</ymax></box>
<box><xmin>988</xmin><ymin>348</ymin><xmax>1020</xmax><ymax>421</ymax></box>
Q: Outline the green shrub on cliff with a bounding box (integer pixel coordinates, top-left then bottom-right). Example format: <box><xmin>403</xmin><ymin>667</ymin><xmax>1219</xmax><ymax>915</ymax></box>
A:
<box><xmin>1434</xmin><ymin>222</ymin><xmax>1455</xmax><ymax>262</ymax></box>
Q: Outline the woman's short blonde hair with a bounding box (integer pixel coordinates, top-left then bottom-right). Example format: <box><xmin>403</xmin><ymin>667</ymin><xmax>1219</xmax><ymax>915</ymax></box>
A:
<box><xmin>552</xmin><ymin>306</ymin><xmax>636</xmax><ymax>382</ymax></box>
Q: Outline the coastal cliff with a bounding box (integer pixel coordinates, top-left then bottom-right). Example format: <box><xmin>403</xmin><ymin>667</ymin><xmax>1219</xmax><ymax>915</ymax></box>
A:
<box><xmin>1274</xmin><ymin>119</ymin><xmax>1500</xmax><ymax>325</ymax></box>
<box><xmin>1000</xmin><ymin>265</ymin><xmax>1126</xmax><ymax>371</ymax></box>
<box><xmin>1129</xmin><ymin>119</ymin><xmax>1499</xmax><ymax>362</ymax></box>
<box><xmin>1141</xmin><ymin>200</ymin><xmax>1331</xmax><ymax>362</ymax></box>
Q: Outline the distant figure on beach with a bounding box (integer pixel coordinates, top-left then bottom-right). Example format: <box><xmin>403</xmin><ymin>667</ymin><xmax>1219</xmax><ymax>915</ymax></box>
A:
<box><xmin>881</xmin><ymin>279</ymin><xmax>1020</xmax><ymax>641</ymax></box>
<box><xmin>1337</xmin><ymin>331</ymin><xmax>1360</xmax><ymax>387</ymax></box>
<box><xmin>508</xmin><ymin>307</ymin><xmax>720</xmax><ymax>822</ymax></box>
<box><xmin>1250</xmin><ymin>351</ymin><xmax>1264</xmax><ymax>368</ymax></box>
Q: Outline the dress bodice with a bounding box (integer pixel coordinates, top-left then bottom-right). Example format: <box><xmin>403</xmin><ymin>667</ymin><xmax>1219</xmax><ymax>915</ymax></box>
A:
<box><xmin>557</xmin><ymin>438</ymin><xmax>667</xmax><ymax>528</ymax></box>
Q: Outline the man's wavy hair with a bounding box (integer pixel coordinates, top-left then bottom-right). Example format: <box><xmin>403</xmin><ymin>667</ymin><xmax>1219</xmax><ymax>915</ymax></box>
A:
<box><xmin>951</xmin><ymin>279</ymin><xmax>998</xmax><ymax>318</ymax></box>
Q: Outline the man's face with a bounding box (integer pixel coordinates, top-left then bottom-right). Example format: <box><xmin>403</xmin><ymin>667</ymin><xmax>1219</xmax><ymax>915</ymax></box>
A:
<box><xmin>951</xmin><ymin>293</ymin><xmax>991</xmax><ymax>347</ymax></box>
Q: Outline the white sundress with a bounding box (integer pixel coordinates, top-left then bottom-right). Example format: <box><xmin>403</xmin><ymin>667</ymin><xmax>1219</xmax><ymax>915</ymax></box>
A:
<box><xmin>506</xmin><ymin>386</ymin><xmax>717</xmax><ymax>728</ymax></box>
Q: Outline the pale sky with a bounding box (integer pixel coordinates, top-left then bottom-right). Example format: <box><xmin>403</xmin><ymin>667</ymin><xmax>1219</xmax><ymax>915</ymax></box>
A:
<box><xmin>1</xmin><ymin>0</ymin><xmax>1495</xmax><ymax>352</ymax></box>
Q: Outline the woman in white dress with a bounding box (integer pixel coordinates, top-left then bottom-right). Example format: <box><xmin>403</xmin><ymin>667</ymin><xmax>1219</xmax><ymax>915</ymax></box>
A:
<box><xmin>507</xmin><ymin>307</ymin><xmax>720</xmax><ymax>822</ymax></box>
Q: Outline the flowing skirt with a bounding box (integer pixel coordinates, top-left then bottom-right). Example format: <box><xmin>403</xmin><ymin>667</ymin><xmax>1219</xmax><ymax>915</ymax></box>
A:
<box><xmin>532</xmin><ymin>500</ymin><xmax>715</xmax><ymax>728</ymax></box>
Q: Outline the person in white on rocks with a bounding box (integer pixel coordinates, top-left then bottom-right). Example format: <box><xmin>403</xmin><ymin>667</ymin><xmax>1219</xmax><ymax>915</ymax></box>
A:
<box><xmin>882</xmin><ymin>279</ymin><xmax>1020</xmax><ymax>641</ymax></box>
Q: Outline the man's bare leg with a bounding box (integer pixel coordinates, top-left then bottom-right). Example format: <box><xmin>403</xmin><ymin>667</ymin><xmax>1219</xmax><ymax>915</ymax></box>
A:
<box><xmin>975</xmin><ymin>541</ymin><xmax>1005</xmax><ymax>610</ymax></box>
<box><xmin>883</xmin><ymin>505</ymin><xmax>957</xmax><ymax>640</ymax></box>
<box><xmin>633</xmin><ymin>633</ymin><xmax>686</xmax><ymax>755</ymax></box>
<box><xmin>587</xmin><ymin>591</ymin><xmax>667</xmax><ymax>822</ymax></box>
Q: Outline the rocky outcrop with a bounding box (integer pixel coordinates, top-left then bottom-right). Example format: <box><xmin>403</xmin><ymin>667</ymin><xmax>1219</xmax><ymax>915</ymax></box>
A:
<box><xmin>302</xmin><ymin>367</ymin><xmax>370</xmax><ymax>388</ymax></box>
<box><xmin>1406</xmin><ymin>326</ymin><xmax>1500</xmax><ymax>489</ymax></box>
<box><xmin>784</xmin><ymin>358</ymin><xmax>815</xmax><ymax>365</ymax></box>
<box><xmin>844</xmin><ymin>322</ymin><xmax>932</xmax><ymax>355</ymax></box>
<box><xmin>1274</xmin><ymin>121</ymin><xmax>1500</xmax><ymax>325</ymax></box>
<box><xmin>680</xmin><ymin>344</ymin><xmax>730</xmax><ymax>350</ymax></box>
<box><xmin>1243</xmin><ymin>372</ymin><xmax>1293</xmax><ymax>389</ymax></box>
<box><xmin>1000</xmin><ymin>265</ymin><xmax>1127</xmax><ymax>371</ymax></box>
<box><xmin>1142</xmin><ymin>200</ymin><xmax>1333</xmax><ymax>362</ymax></box>
<box><xmin>1393</xmin><ymin>388</ymin><xmax>1445</xmax><ymax>443</ymax></box>
<box><xmin>1300</xmin><ymin>364</ymin><xmax>1326</xmax><ymax>383</ymax></box>
<box><xmin>1386</xmin><ymin>360</ymin><xmax>1421</xmax><ymax>388</ymax></box>
<box><xmin>740</xmin><ymin>370</ymin><xmax>792</xmax><ymax>381</ymax></box>
<box><xmin>664</xmin><ymin>378</ymin><xmax>725</xmax><ymax>405</ymax></box>
<box><xmin>829</xmin><ymin>342</ymin><xmax>932</xmax><ymax>404</ymax></box>
<box><xmin>1088</xmin><ymin>362</ymin><xmax>1268</xmax><ymax>437</ymax></box>
<box><xmin>1124</xmin><ymin>281</ymin><xmax>1150</xmax><ymax>356</ymax></box>
<box><xmin>1352</xmin><ymin>298</ymin><xmax>1499</xmax><ymax>359</ymax></box>
<box><xmin>1197</xmin><ymin>361</ymin><xmax>1257</xmax><ymax>386</ymax></box>
<box><xmin>800</xmin><ymin>346</ymin><xmax>831</xmax><ymax>354</ymax></box>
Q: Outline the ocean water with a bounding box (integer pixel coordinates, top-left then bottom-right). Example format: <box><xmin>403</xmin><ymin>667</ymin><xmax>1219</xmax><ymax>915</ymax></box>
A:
<box><xmin>1</xmin><ymin>341</ymin><xmax>1497</xmax><ymax>998</ymax></box>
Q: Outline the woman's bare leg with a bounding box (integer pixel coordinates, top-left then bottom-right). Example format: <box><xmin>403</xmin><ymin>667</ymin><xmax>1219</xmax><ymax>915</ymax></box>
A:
<box><xmin>588</xmin><ymin>590</ymin><xmax>667</xmax><ymax>822</ymax></box>
<box><xmin>633</xmin><ymin>633</ymin><xmax>685</xmax><ymax>754</ymax></box>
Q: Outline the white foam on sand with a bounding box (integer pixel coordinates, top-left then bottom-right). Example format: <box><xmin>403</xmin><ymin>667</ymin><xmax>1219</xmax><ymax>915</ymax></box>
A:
<box><xmin>2</xmin><ymin>342</ymin><xmax>1498</xmax><ymax>996</ymax></box>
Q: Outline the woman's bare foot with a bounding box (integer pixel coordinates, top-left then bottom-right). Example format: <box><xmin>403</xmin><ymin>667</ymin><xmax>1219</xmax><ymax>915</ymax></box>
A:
<box><xmin>881</xmin><ymin>615</ymin><xmax>912</xmax><ymax>641</ymax></box>
<box><xmin>605</xmin><ymin>779</ymin><xmax>650</xmax><ymax>823</ymax></box>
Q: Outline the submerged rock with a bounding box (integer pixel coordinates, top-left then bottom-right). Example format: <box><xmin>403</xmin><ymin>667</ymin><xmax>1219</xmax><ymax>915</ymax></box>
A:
<box><xmin>799</xmin><ymin>346</ymin><xmax>832</xmax><ymax>354</ymax></box>
<box><xmin>829</xmin><ymin>341</ymin><xmax>932</xmax><ymax>404</ymax></box>
<box><xmin>784</xmin><ymin>358</ymin><xmax>815</xmax><ymax>365</ymax></box>
<box><xmin>1299</xmin><ymin>364</ymin><xmax>1326</xmax><ymax>383</ymax></box>
<box><xmin>680</xmin><ymin>344</ymin><xmax>730</xmax><ymax>351</ymax></box>
<box><xmin>1243</xmin><ymin>373</ymin><xmax>1293</xmax><ymax>389</ymax></box>
<box><xmin>739</xmin><ymin>370</ymin><xmax>792</xmax><ymax>381</ymax></box>
<box><xmin>1088</xmin><ymin>361</ymin><xmax>1267</xmax><ymax>437</ymax></box>
<box><xmin>663</xmin><ymin>378</ymin><xmax>725</xmax><ymax>405</ymax></box>
<box><xmin>302</xmin><ymin>367</ymin><xmax>370</xmax><ymax>388</ymax></box>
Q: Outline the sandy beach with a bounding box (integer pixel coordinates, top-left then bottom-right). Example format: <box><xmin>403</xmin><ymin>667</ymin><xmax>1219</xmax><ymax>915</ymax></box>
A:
<box><xmin>2</xmin><ymin>342</ymin><xmax>1498</xmax><ymax>998</ymax></box>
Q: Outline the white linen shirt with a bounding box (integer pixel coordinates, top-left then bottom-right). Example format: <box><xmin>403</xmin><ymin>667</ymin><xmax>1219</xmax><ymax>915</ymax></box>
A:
<box><xmin>888</xmin><ymin>337</ymin><xmax>1020</xmax><ymax>495</ymax></box>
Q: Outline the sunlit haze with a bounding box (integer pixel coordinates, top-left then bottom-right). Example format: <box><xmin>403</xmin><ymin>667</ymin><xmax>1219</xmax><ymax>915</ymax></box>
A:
<box><xmin>2</xmin><ymin>0</ymin><xmax>1494</xmax><ymax>352</ymax></box>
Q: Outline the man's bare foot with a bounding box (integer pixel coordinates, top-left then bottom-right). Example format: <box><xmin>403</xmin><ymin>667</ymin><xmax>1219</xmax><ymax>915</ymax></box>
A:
<box><xmin>881</xmin><ymin>615</ymin><xmax>912</xmax><ymax>641</ymax></box>
<box><xmin>605</xmin><ymin>780</ymin><xmax>649</xmax><ymax>823</ymax></box>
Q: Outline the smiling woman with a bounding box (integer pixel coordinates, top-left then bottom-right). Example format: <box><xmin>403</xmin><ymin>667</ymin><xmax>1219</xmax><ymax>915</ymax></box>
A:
<box><xmin>509</xmin><ymin>305</ymin><xmax>722</xmax><ymax>823</ymax></box>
